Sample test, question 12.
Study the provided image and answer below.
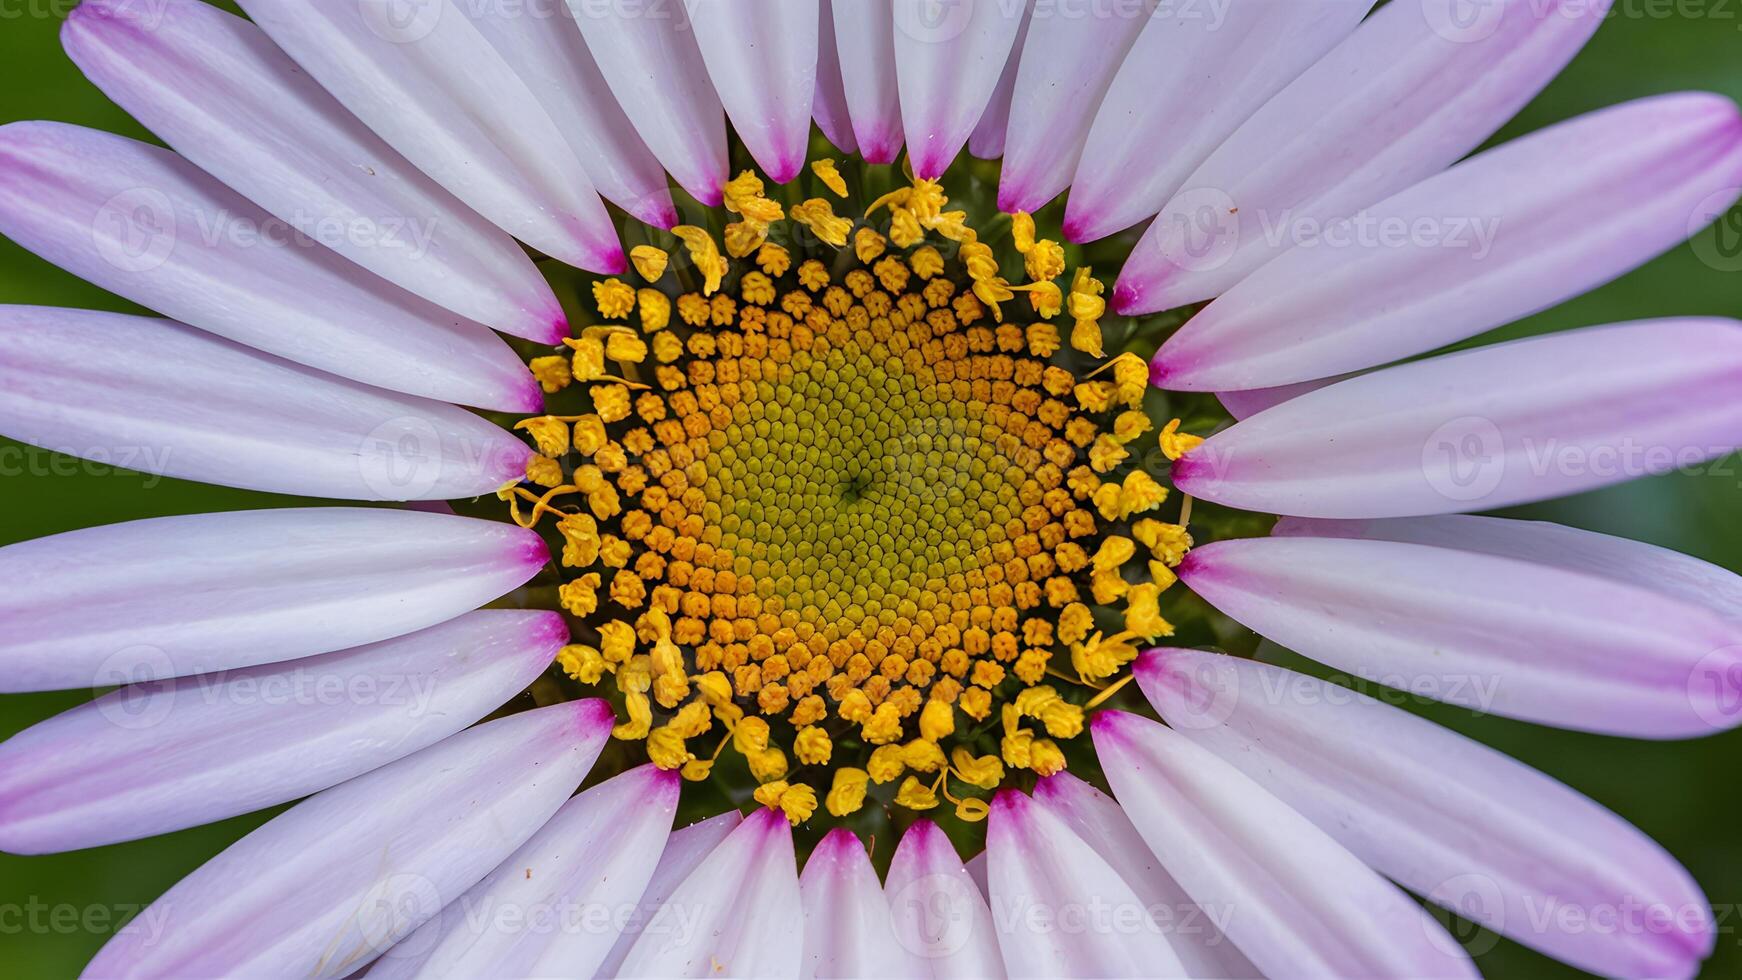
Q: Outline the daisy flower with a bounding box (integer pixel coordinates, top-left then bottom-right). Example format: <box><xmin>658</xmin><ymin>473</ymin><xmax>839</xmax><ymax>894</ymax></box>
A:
<box><xmin>2</xmin><ymin>0</ymin><xmax>1741</xmax><ymax>977</ymax></box>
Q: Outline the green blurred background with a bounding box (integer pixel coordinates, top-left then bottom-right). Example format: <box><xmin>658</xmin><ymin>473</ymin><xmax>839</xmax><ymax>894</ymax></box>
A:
<box><xmin>2</xmin><ymin>2</ymin><xmax>1741</xmax><ymax>976</ymax></box>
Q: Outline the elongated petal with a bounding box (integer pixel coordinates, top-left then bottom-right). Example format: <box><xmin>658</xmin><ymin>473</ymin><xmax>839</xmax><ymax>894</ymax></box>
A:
<box><xmin>800</xmin><ymin>828</ymin><xmax>905</xmax><ymax>979</ymax></box>
<box><xmin>1034</xmin><ymin>773</ymin><xmax>1261</xmax><ymax>979</ymax></box>
<box><xmin>995</xmin><ymin>3</ymin><xmax>1149</xmax><ymax>212</ymax></box>
<box><xmin>372</xmin><ymin>765</ymin><xmax>679</xmax><ymax>979</ymax></box>
<box><xmin>1138</xmin><ymin>648</ymin><xmax>1716</xmax><ymax>978</ymax></box>
<box><xmin>965</xmin><ymin>7</ymin><xmax>1028</xmax><ymax>161</ymax></box>
<box><xmin>60</xmin><ymin>0</ymin><xmax>565</xmax><ymax>343</ymax></box>
<box><xmin>1173</xmin><ymin>319</ymin><xmax>1742</xmax><ymax>518</ymax></box>
<box><xmin>0</xmin><ymin>507</ymin><xmax>547</xmax><ymax>693</ymax></box>
<box><xmin>1215</xmin><ymin>375</ymin><xmax>1344</xmax><ymax>421</ymax></box>
<box><xmin>83</xmin><ymin>701</ymin><xmax>613</xmax><ymax>980</ymax></box>
<box><xmin>234</xmin><ymin>0</ymin><xmax>622</xmax><ymax>273</ymax></box>
<box><xmin>813</xmin><ymin>1</ymin><xmax>859</xmax><ymax>155</ymax></box>
<box><xmin>617</xmin><ymin>808</ymin><xmax>802</xmax><ymax>978</ymax></box>
<box><xmin>1275</xmin><ymin>514</ymin><xmax>1742</xmax><ymax>624</ymax></box>
<box><xmin>596</xmin><ymin>811</ymin><xmax>744</xmax><ymax>978</ymax></box>
<box><xmin>0</xmin><ymin>307</ymin><xmax>531</xmax><ymax>501</ymax></box>
<box><xmin>1180</xmin><ymin>535</ymin><xmax>1742</xmax><ymax>737</ymax></box>
<box><xmin>0</xmin><ymin>610</ymin><xmax>562</xmax><ymax>855</ymax></box>
<box><xmin>884</xmin><ymin>819</ymin><xmax>1005</xmax><ymax>978</ymax></box>
<box><xmin>893</xmin><ymin>0</ymin><xmax>1026</xmax><ymax>179</ymax></box>
<box><xmin>1118</xmin><ymin>0</ymin><xmax>1609</xmax><ymax>312</ymax></box>
<box><xmin>1151</xmin><ymin>94</ymin><xmax>1742</xmax><ymax>387</ymax></box>
<box><xmin>0</xmin><ymin>124</ymin><xmax>538</xmax><ymax>410</ymax></box>
<box><xmin>832</xmin><ymin>0</ymin><xmax>902</xmax><ymax>163</ymax></box>
<box><xmin>459</xmin><ymin>2</ymin><xmax>677</xmax><ymax>228</ymax></box>
<box><xmin>568</xmin><ymin>0</ymin><xmax>728</xmax><ymax>205</ymax></box>
<box><xmin>988</xmin><ymin>790</ymin><xmax>1187</xmax><ymax>978</ymax></box>
<box><xmin>1092</xmin><ymin>711</ymin><xmax>1479</xmax><ymax>979</ymax></box>
<box><xmin>688</xmin><ymin>0</ymin><xmax>817</xmax><ymax>184</ymax></box>
<box><xmin>1065</xmin><ymin>0</ymin><xmax>1373</xmax><ymax>244</ymax></box>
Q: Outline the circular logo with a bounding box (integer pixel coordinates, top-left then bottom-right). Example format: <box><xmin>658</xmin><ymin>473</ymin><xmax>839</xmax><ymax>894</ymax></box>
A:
<box><xmin>1155</xmin><ymin>654</ymin><xmax>1241</xmax><ymax>731</ymax></box>
<box><xmin>895</xmin><ymin>0</ymin><xmax>977</xmax><ymax>45</ymax></box>
<box><xmin>1687</xmin><ymin>645</ymin><xmax>1742</xmax><ymax>732</ymax></box>
<box><xmin>92</xmin><ymin>187</ymin><xmax>177</xmax><ymax>274</ymax></box>
<box><xmin>1687</xmin><ymin>187</ymin><xmax>1742</xmax><ymax>273</ymax></box>
<box><xmin>1421</xmin><ymin>0</ymin><xmax>1508</xmax><ymax>43</ymax></box>
<box><xmin>1421</xmin><ymin>415</ymin><xmax>1506</xmax><ymax>503</ymax></box>
<box><xmin>1424</xmin><ymin>872</ymin><xmax>1504</xmax><ymax>956</ymax></box>
<box><xmin>889</xmin><ymin>872</ymin><xmax>980</xmax><ymax>959</ymax></box>
<box><xmin>359</xmin><ymin>0</ymin><xmax>443</xmax><ymax>44</ymax></box>
<box><xmin>93</xmin><ymin>645</ymin><xmax>178</xmax><ymax>731</ymax></box>
<box><xmin>1155</xmin><ymin>187</ymin><xmax>1241</xmax><ymax>274</ymax></box>
<box><xmin>359</xmin><ymin>416</ymin><xmax>447</xmax><ymax>500</ymax></box>
<box><xmin>356</xmin><ymin>872</ymin><xmax>445</xmax><ymax>957</ymax></box>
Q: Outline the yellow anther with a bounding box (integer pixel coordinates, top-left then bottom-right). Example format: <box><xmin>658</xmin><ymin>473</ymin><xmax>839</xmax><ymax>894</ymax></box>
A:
<box><xmin>647</xmin><ymin>725</ymin><xmax>694</xmax><ymax>770</ymax></box>
<box><xmin>592</xmin><ymin>278</ymin><xmax>636</xmax><ymax>319</ymax></box>
<box><xmin>1093</xmin><ymin>536</ymin><xmax>1136</xmax><ymax>572</ymax></box>
<box><xmin>529</xmin><ymin>355</ymin><xmax>572</xmax><ymax>393</ymax></box>
<box><xmin>599</xmin><ymin>620</ymin><xmax>636</xmax><ymax>663</ymax></box>
<box><xmin>1160</xmin><ymin>418</ymin><xmax>1206</xmax><ymax>461</ymax></box>
<box><xmin>604</xmin><ymin>329</ymin><xmax>646</xmax><ymax>364</ymax></box>
<box><xmin>515</xmin><ymin>416</ymin><xmax>570</xmax><ymax>457</ymax></box>
<box><xmin>1026</xmin><ymin>322</ymin><xmax>1061</xmax><ymax>357</ymax></box>
<box><xmin>955</xmin><ymin>797</ymin><xmax>991</xmax><ymax>822</ymax></box>
<box><xmin>637</xmin><ymin>289</ymin><xmax>671</xmax><ymax>332</ymax></box>
<box><xmin>724</xmin><ymin>221</ymin><xmax>765</xmax><ymax>259</ymax></box>
<box><xmin>1071</xmin><ymin>630</ymin><xmax>1139</xmax><ymax>685</ymax></box>
<box><xmin>950</xmin><ymin>748</ymin><xmax>1004</xmax><ymax>790</ymax></box>
<box><xmin>756</xmin><ymin>242</ymin><xmax>792</xmax><ymax>277</ymax></box>
<box><xmin>1113</xmin><ymin>411</ymin><xmax>1152</xmax><ymax>444</ymax></box>
<box><xmin>910</xmin><ymin>245</ymin><xmax>945</xmax><ymax>279</ymax></box>
<box><xmin>867</xmin><ymin>745</ymin><xmax>907</xmax><ymax>784</ymax></box>
<box><xmin>671</xmin><ymin>225</ymin><xmax>729</xmax><ymax>295</ymax></box>
<box><xmin>1088</xmin><ymin>435</ymin><xmax>1128</xmax><ymax>474</ymax></box>
<box><xmin>1028</xmin><ymin>738</ymin><xmax>1067</xmax><ymax>776</ymax></box>
<box><xmin>797</xmin><ymin>259</ymin><xmax>830</xmax><ymax>291</ymax></box>
<box><xmin>681</xmin><ymin>758</ymin><xmax>714</xmax><ymax>781</ymax></box>
<box><xmin>960</xmin><ymin>241</ymin><xmax>999</xmax><ymax>282</ymax></box>
<box><xmin>749</xmin><ymin>745</ymin><xmax>789</xmax><ymax>783</ymax></box>
<box><xmin>556</xmin><ymin>644</ymin><xmax>607</xmax><ymax>684</ymax></box>
<box><xmin>1070</xmin><ymin>318</ymin><xmax>1105</xmax><ymax>359</ymax></box>
<box><xmin>861</xmin><ymin>701</ymin><xmax>903</xmax><ymax>745</ymax></box>
<box><xmin>734</xmin><ymin>716</ymin><xmax>771</xmax><ymax>755</ymax></box>
<box><xmin>1058</xmin><ymin>603</ymin><xmax>1094</xmax><ymax>645</ymax></box>
<box><xmin>794</xmin><ymin>725</ymin><xmax>833</xmax><ymax>765</ymax></box>
<box><xmin>791</xmin><ymin>199</ymin><xmax>853</xmax><ymax>247</ymax></box>
<box><xmin>900</xmin><ymin>738</ymin><xmax>948</xmax><ymax>773</ymax></box>
<box><xmin>1133</xmin><ymin>518</ymin><xmax>1194</xmax><ymax>566</ymax></box>
<box><xmin>811</xmin><ymin>158</ymin><xmax>848</xmax><ymax>197</ymax></box>
<box><xmin>1011</xmin><ymin>212</ymin><xmax>1037</xmax><ymax>254</ymax></box>
<box><xmin>1124</xmin><ymin>583</ymin><xmax>1173</xmax><ymax>640</ymax></box>
<box><xmin>826</xmin><ymin>768</ymin><xmax>870</xmax><ymax>816</ymax></box>
<box><xmin>894</xmin><ymin>775</ymin><xmax>940</xmax><ymax>810</ymax></box>
<box><xmin>918</xmin><ymin>699</ymin><xmax>955</xmax><ymax>741</ymax></box>
<box><xmin>612</xmin><ymin>690</ymin><xmax>652</xmax><ymax>740</ymax></box>
<box><xmin>854</xmin><ymin>226</ymin><xmax>887</xmax><ymax>263</ymax></box>
<box><xmin>889</xmin><ymin>207</ymin><xmax>924</xmax><ymax>248</ymax></box>
<box><xmin>630</xmin><ymin>245</ymin><xmax>669</xmax><ymax>282</ymax></box>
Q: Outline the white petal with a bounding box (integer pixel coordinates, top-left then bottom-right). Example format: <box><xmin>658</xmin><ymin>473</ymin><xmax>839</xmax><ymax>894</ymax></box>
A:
<box><xmin>596</xmin><ymin>810</ymin><xmax>744</xmax><ymax>978</ymax></box>
<box><xmin>800</xmin><ymin>828</ymin><xmax>906</xmax><ymax>979</ymax></box>
<box><xmin>61</xmin><ymin>0</ymin><xmax>567</xmax><ymax>342</ymax></box>
<box><xmin>832</xmin><ymin>0</ymin><xmax>903</xmax><ymax>163</ymax></box>
<box><xmin>617</xmin><ymin>808</ymin><xmax>803</xmax><ymax>978</ymax></box>
<box><xmin>0</xmin><ymin>610</ymin><xmax>563</xmax><ymax>855</ymax></box>
<box><xmin>688</xmin><ymin>0</ymin><xmax>818</xmax><ymax>184</ymax></box>
<box><xmin>884</xmin><ymin>819</ymin><xmax>1005</xmax><ymax>979</ymax></box>
<box><xmin>0</xmin><ymin>507</ymin><xmax>547</xmax><ymax>693</ymax></box>
<box><xmin>1179</xmin><ymin>534</ymin><xmax>1742</xmax><ymax>738</ymax></box>
<box><xmin>0</xmin><ymin>306</ymin><xmax>532</xmax><ymax>501</ymax></box>
<box><xmin>813</xmin><ymin>1</ymin><xmax>860</xmax><ymax>155</ymax></box>
<box><xmin>83</xmin><ymin>701</ymin><xmax>615</xmax><ymax>980</ymax></box>
<box><xmin>1138</xmin><ymin>648</ymin><xmax>1717</xmax><ymax>978</ymax></box>
<box><xmin>987</xmin><ymin>790</ymin><xmax>1187</xmax><ymax>978</ymax></box>
<box><xmin>1065</xmin><ymin>0</ymin><xmax>1373</xmax><ymax>243</ymax></box>
<box><xmin>1093</xmin><ymin>711</ymin><xmax>1479</xmax><ymax>979</ymax></box>
<box><xmin>0</xmin><ymin>124</ymin><xmax>540</xmax><ymax>410</ymax></box>
<box><xmin>964</xmin><ymin>7</ymin><xmax>1029</xmax><ymax>161</ymax></box>
<box><xmin>1033</xmin><ymin>773</ymin><xmax>1261</xmax><ymax>979</ymax></box>
<box><xmin>893</xmin><ymin>0</ymin><xmax>1027</xmax><ymax>179</ymax></box>
<box><xmin>1215</xmin><ymin>375</ymin><xmax>1345</xmax><ymax>421</ymax></box>
<box><xmin>235</xmin><ymin>0</ymin><xmax>624</xmax><ymax>273</ymax></box>
<box><xmin>372</xmin><ymin>764</ymin><xmax>680</xmax><ymax>979</ymax></box>
<box><xmin>569</xmin><ymin>0</ymin><xmax>728</xmax><ymax>205</ymax></box>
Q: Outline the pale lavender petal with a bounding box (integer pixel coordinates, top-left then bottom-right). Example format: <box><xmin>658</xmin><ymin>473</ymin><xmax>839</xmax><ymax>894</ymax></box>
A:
<box><xmin>82</xmin><ymin>700</ymin><xmax>614</xmax><ymax>980</ymax></box>
<box><xmin>569</xmin><ymin>0</ymin><xmax>728</xmax><ymax>205</ymax></box>
<box><xmin>1138</xmin><ymin>648</ymin><xmax>1717</xmax><ymax>978</ymax></box>
<box><xmin>0</xmin><ymin>124</ymin><xmax>540</xmax><ymax>410</ymax></box>
<box><xmin>1092</xmin><ymin>710</ymin><xmax>1479</xmax><ymax>979</ymax></box>
<box><xmin>813</xmin><ymin>1</ymin><xmax>860</xmax><ymax>155</ymax></box>
<box><xmin>995</xmin><ymin>2</ymin><xmax>1150</xmax><ymax>212</ymax></box>
<box><xmin>964</xmin><ymin>5</ymin><xmax>1028</xmax><ymax>161</ymax></box>
<box><xmin>1215</xmin><ymin>375</ymin><xmax>1345</xmax><ymax>421</ymax></box>
<box><xmin>987</xmin><ymin>790</ymin><xmax>1187</xmax><ymax>978</ymax></box>
<box><xmin>1033</xmin><ymin>773</ymin><xmax>1261</xmax><ymax>979</ymax></box>
<box><xmin>1275</xmin><ymin>514</ymin><xmax>1742</xmax><ymax>624</ymax></box>
<box><xmin>617</xmin><ymin>808</ymin><xmax>802</xmax><ymax>978</ymax></box>
<box><xmin>0</xmin><ymin>507</ymin><xmax>547</xmax><ymax>693</ymax></box>
<box><xmin>1179</xmin><ymin>535</ymin><xmax>1742</xmax><ymax>737</ymax></box>
<box><xmin>833</xmin><ymin>0</ymin><xmax>903</xmax><ymax>163</ymax></box>
<box><xmin>1151</xmin><ymin>94</ymin><xmax>1742</xmax><ymax>387</ymax></box>
<box><xmin>689</xmin><ymin>0</ymin><xmax>817</xmax><ymax>184</ymax></box>
<box><xmin>60</xmin><ymin>0</ymin><xmax>566</xmax><ymax>343</ymax></box>
<box><xmin>0</xmin><ymin>306</ymin><xmax>532</xmax><ymax>501</ymax></box>
<box><xmin>235</xmin><ymin>0</ymin><xmax>624</xmax><ymax>273</ymax></box>
<box><xmin>0</xmin><ymin>610</ymin><xmax>562</xmax><ymax>856</ymax></box>
<box><xmin>893</xmin><ymin>0</ymin><xmax>1026</xmax><ymax>179</ymax></box>
<box><xmin>1117</xmin><ymin>0</ymin><xmax>1610</xmax><ymax>313</ymax></box>
<box><xmin>884</xmin><ymin>819</ymin><xmax>1004</xmax><ymax>978</ymax></box>
<box><xmin>1173</xmin><ymin>319</ymin><xmax>1742</xmax><ymax>518</ymax></box>
<box><xmin>460</xmin><ymin>1</ymin><xmax>678</xmax><ymax>228</ymax></box>
<box><xmin>1065</xmin><ymin>0</ymin><xmax>1373</xmax><ymax>244</ymax></box>
<box><xmin>596</xmin><ymin>810</ymin><xmax>744</xmax><ymax>978</ymax></box>
<box><xmin>372</xmin><ymin>764</ymin><xmax>680</xmax><ymax>979</ymax></box>
<box><xmin>800</xmin><ymin>828</ymin><xmax>906</xmax><ymax>979</ymax></box>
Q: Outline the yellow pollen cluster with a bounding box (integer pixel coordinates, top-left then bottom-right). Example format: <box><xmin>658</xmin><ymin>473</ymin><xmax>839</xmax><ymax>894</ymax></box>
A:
<box><xmin>508</xmin><ymin>169</ymin><xmax>1200</xmax><ymax>825</ymax></box>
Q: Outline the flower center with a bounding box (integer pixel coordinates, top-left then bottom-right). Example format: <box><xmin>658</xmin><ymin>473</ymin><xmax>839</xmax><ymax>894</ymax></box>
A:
<box><xmin>502</xmin><ymin>167</ymin><xmax>1204</xmax><ymax>826</ymax></box>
